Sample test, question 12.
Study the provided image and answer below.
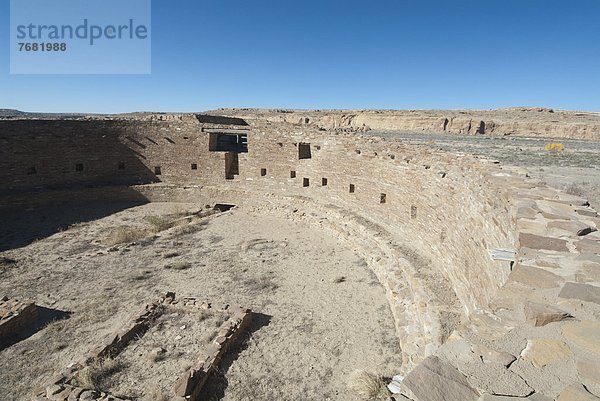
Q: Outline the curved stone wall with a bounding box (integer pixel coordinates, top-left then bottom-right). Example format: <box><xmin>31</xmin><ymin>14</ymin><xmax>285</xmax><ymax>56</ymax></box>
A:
<box><xmin>1</xmin><ymin>114</ymin><xmax>599</xmax><ymax>399</ymax></box>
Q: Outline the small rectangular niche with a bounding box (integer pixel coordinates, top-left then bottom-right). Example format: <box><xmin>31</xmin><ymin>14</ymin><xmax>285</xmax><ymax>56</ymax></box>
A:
<box><xmin>290</xmin><ymin>171</ymin><xmax>296</xmax><ymax>178</ymax></box>
<box><xmin>191</xmin><ymin>163</ymin><xmax>198</xmax><ymax>170</ymax></box>
<box><xmin>321</xmin><ymin>178</ymin><xmax>328</xmax><ymax>186</ymax></box>
<box><xmin>118</xmin><ymin>162</ymin><xmax>125</xmax><ymax>170</ymax></box>
<box><xmin>303</xmin><ymin>178</ymin><xmax>310</xmax><ymax>187</ymax></box>
<box><xmin>154</xmin><ymin>166</ymin><xmax>162</xmax><ymax>175</ymax></box>
<box><xmin>411</xmin><ymin>205</ymin><xmax>418</xmax><ymax>219</ymax></box>
<box><xmin>380</xmin><ymin>193</ymin><xmax>387</xmax><ymax>204</ymax></box>
<box><xmin>298</xmin><ymin>143</ymin><xmax>312</xmax><ymax>159</ymax></box>
<box><xmin>27</xmin><ymin>166</ymin><xmax>37</xmax><ymax>175</ymax></box>
<box><xmin>75</xmin><ymin>163</ymin><xmax>84</xmax><ymax>172</ymax></box>
<box><xmin>260</xmin><ymin>168</ymin><xmax>267</xmax><ymax>177</ymax></box>
<box><xmin>349</xmin><ymin>184</ymin><xmax>355</xmax><ymax>193</ymax></box>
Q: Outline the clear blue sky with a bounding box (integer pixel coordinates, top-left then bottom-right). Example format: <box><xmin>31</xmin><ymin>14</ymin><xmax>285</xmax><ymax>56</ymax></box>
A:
<box><xmin>1</xmin><ymin>0</ymin><xmax>599</xmax><ymax>113</ymax></box>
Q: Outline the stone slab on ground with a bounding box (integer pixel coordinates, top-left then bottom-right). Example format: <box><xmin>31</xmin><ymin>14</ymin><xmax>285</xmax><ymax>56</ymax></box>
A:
<box><xmin>402</xmin><ymin>356</ymin><xmax>479</xmax><ymax>401</ymax></box>
<box><xmin>521</xmin><ymin>338</ymin><xmax>573</xmax><ymax>368</ymax></box>
<box><xmin>557</xmin><ymin>384</ymin><xmax>600</xmax><ymax>401</ymax></box>
<box><xmin>523</xmin><ymin>301</ymin><xmax>572</xmax><ymax>327</ymax></box>
<box><xmin>559</xmin><ymin>282</ymin><xmax>600</xmax><ymax>305</ymax></box>
<box><xmin>519</xmin><ymin>233</ymin><xmax>569</xmax><ymax>252</ymax></box>
<box><xmin>562</xmin><ymin>320</ymin><xmax>600</xmax><ymax>355</ymax></box>
<box><xmin>509</xmin><ymin>265</ymin><xmax>564</xmax><ymax>289</ymax></box>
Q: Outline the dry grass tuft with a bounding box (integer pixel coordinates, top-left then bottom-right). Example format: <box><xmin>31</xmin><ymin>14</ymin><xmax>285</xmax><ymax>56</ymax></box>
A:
<box><xmin>72</xmin><ymin>358</ymin><xmax>125</xmax><ymax>390</ymax></box>
<box><xmin>104</xmin><ymin>226</ymin><xmax>148</xmax><ymax>246</ymax></box>
<box><xmin>198</xmin><ymin>309</ymin><xmax>214</xmax><ymax>322</ymax></box>
<box><xmin>171</xmin><ymin>220</ymin><xmax>209</xmax><ymax>236</ymax></box>
<box><xmin>145</xmin><ymin>215</ymin><xmax>177</xmax><ymax>232</ymax></box>
<box><xmin>562</xmin><ymin>182</ymin><xmax>588</xmax><ymax>197</ymax></box>
<box><xmin>242</xmin><ymin>275</ymin><xmax>278</xmax><ymax>293</ymax></box>
<box><xmin>347</xmin><ymin>370</ymin><xmax>389</xmax><ymax>401</ymax></box>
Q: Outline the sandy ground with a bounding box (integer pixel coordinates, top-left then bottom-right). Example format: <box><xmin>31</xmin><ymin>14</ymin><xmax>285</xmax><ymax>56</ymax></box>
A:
<box><xmin>0</xmin><ymin>203</ymin><xmax>401</xmax><ymax>401</ymax></box>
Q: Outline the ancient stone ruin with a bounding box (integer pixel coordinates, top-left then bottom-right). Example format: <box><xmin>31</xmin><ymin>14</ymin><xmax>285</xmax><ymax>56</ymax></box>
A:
<box><xmin>1</xmin><ymin>110</ymin><xmax>599</xmax><ymax>400</ymax></box>
<box><xmin>33</xmin><ymin>293</ymin><xmax>251</xmax><ymax>401</ymax></box>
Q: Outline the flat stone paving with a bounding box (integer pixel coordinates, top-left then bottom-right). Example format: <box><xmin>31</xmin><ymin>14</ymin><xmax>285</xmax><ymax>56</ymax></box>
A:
<box><xmin>396</xmin><ymin>168</ymin><xmax>600</xmax><ymax>400</ymax></box>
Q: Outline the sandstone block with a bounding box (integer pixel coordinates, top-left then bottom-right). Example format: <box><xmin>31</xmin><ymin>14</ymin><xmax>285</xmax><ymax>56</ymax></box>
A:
<box><xmin>402</xmin><ymin>356</ymin><xmax>479</xmax><ymax>401</ymax></box>
<box><xmin>577</xmin><ymin>359</ymin><xmax>600</xmax><ymax>396</ymax></box>
<box><xmin>562</xmin><ymin>320</ymin><xmax>600</xmax><ymax>355</ymax></box>
<box><xmin>559</xmin><ymin>282</ymin><xmax>600</xmax><ymax>305</ymax></box>
<box><xmin>557</xmin><ymin>383</ymin><xmax>600</xmax><ymax>400</ymax></box>
<box><xmin>576</xmin><ymin>239</ymin><xmax>600</xmax><ymax>254</ymax></box>
<box><xmin>466</xmin><ymin>362</ymin><xmax>533</xmax><ymax>397</ymax></box>
<box><xmin>471</xmin><ymin>344</ymin><xmax>516</xmax><ymax>367</ymax></box>
<box><xmin>521</xmin><ymin>338</ymin><xmax>573</xmax><ymax>367</ymax></box>
<box><xmin>509</xmin><ymin>265</ymin><xmax>563</xmax><ymax>289</ymax></box>
<box><xmin>523</xmin><ymin>301</ymin><xmax>572</xmax><ymax>327</ymax></box>
<box><xmin>519</xmin><ymin>233</ymin><xmax>569</xmax><ymax>252</ymax></box>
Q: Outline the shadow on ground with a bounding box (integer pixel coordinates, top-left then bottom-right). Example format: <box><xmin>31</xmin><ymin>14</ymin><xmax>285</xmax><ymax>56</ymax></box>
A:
<box><xmin>198</xmin><ymin>312</ymin><xmax>272</xmax><ymax>401</ymax></box>
<box><xmin>0</xmin><ymin>306</ymin><xmax>71</xmax><ymax>351</ymax></box>
<box><xmin>0</xmin><ymin>201</ymin><xmax>146</xmax><ymax>252</ymax></box>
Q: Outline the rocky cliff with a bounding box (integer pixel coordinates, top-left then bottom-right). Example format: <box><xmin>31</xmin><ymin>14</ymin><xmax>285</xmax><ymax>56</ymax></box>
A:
<box><xmin>210</xmin><ymin>108</ymin><xmax>600</xmax><ymax>140</ymax></box>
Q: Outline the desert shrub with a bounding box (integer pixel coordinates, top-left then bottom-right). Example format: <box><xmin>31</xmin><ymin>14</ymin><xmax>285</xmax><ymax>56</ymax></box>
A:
<box><xmin>145</xmin><ymin>215</ymin><xmax>176</xmax><ymax>233</ymax></box>
<box><xmin>104</xmin><ymin>226</ymin><xmax>148</xmax><ymax>246</ymax></box>
<box><xmin>242</xmin><ymin>275</ymin><xmax>278</xmax><ymax>293</ymax></box>
<box><xmin>545</xmin><ymin>142</ymin><xmax>565</xmax><ymax>152</ymax></box>
<box><xmin>72</xmin><ymin>358</ymin><xmax>125</xmax><ymax>390</ymax></box>
<box><xmin>563</xmin><ymin>182</ymin><xmax>586</xmax><ymax>197</ymax></box>
<box><xmin>347</xmin><ymin>370</ymin><xmax>389</xmax><ymax>401</ymax></box>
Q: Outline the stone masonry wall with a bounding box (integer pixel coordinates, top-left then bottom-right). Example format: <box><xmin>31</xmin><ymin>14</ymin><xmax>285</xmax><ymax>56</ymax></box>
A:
<box><xmin>0</xmin><ymin>115</ymin><xmax>516</xmax><ymax>368</ymax></box>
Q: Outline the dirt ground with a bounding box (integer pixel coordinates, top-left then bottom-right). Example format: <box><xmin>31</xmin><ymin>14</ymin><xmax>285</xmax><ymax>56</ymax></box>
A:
<box><xmin>0</xmin><ymin>203</ymin><xmax>402</xmax><ymax>401</ymax></box>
